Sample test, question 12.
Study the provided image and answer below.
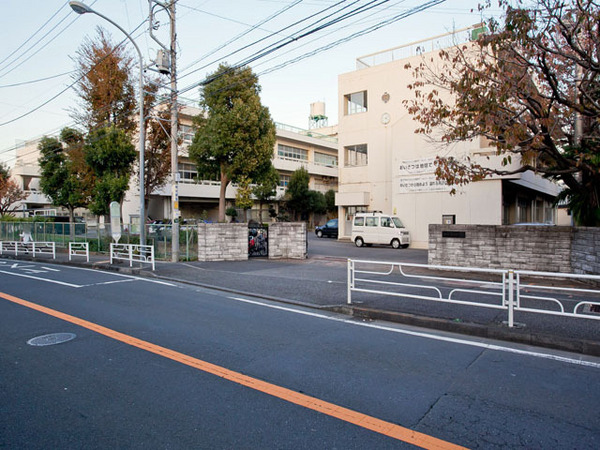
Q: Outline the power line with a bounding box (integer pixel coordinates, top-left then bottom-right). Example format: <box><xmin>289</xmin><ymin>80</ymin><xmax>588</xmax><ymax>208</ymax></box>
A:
<box><xmin>177</xmin><ymin>0</ymin><xmax>385</xmax><ymax>95</ymax></box>
<box><xmin>177</xmin><ymin>0</ymin><xmax>351</xmax><ymax>83</ymax></box>
<box><xmin>259</xmin><ymin>0</ymin><xmax>448</xmax><ymax>76</ymax></box>
<box><xmin>0</xmin><ymin>71</ymin><xmax>74</xmax><ymax>89</ymax></box>
<box><xmin>0</xmin><ymin>20</ymin><xmax>148</xmax><ymax>128</ymax></box>
<box><xmin>0</xmin><ymin>3</ymin><xmax>65</xmax><ymax>70</ymax></box>
<box><xmin>178</xmin><ymin>0</ymin><xmax>304</xmax><ymax>74</ymax></box>
<box><xmin>0</xmin><ymin>2</ymin><xmax>98</xmax><ymax>78</ymax></box>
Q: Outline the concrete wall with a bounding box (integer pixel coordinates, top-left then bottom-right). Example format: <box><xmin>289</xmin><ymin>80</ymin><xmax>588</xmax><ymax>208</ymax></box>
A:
<box><xmin>429</xmin><ymin>224</ymin><xmax>600</xmax><ymax>275</ymax></box>
<box><xmin>197</xmin><ymin>223</ymin><xmax>248</xmax><ymax>262</ymax></box>
<box><xmin>197</xmin><ymin>222</ymin><xmax>308</xmax><ymax>261</ymax></box>
<box><xmin>268</xmin><ymin>222</ymin><xmax>307</xmax><ymax>260</ymax></box>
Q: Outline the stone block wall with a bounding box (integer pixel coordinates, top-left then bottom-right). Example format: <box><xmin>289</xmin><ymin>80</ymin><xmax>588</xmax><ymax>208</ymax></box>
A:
<box><xmin>197</xmin><ymin>223</ymin><xmax>248</xmax><ymax>261</ymax></box>
<box><xmin>572</xmin><ymin>228</ymin><xmax>600</xmax><ymax>275</ymax></box>
<box><xmin>268</xmin><ymin>222</ymin><xmax>307</xmax><ymax>260</ymax></box>
<box><xmin>429</xmin><ymin>224</ymin><xmax>599</xmax><ymax>274</ymax></box>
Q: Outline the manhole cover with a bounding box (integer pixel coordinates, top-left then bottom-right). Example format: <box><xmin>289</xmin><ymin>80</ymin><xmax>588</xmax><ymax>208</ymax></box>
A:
<box><xmin>27</xmin><ymin>333</ymin><xmax>76</xmax><ymax>347</ymax></box>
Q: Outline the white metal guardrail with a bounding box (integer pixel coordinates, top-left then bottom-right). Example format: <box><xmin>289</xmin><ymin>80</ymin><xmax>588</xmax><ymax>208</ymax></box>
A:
<box><xmin>348</xmin><ymin>259</ymin><xmax>600</xmax><ymax>327</ymax></box>
<box><xmin>68</xmin><ymin>242</ymin><xmax>89</xmax><ymax>262</ymax></box>
<box><xmin>0</xmin><ymin>241</ymin><xmax>56</xmax><ymax>259</ymax></box>
<box><xmin>110</xmin><ymin>243</ymin><xmax>155</xmax><ymax>270</ymax></box>
<box><xmin>514</xmin><ymin>270</ymin><xmax>600</xmax><ymax>320</ymax></box>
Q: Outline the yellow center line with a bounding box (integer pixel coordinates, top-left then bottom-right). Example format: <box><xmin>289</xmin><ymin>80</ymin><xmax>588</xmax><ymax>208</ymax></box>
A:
<box><xmin>1</xmin><ymin>291</ymin><xmax>467</xmax><ymax>450</ymax></box>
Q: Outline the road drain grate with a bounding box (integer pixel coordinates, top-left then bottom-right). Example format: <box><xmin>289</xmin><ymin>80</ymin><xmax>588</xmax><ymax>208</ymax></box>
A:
<box><xmin>27</xmin><ymin>333</ymin><xmax>76</xmax><ymax>347</ymax></box>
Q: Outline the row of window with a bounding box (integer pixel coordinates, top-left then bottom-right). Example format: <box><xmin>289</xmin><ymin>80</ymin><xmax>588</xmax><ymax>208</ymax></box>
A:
<box><xmin>276</xmin><ymin>144</ymin><xmax>338</xmax><ymax>167</ymax></box>
<box><xmin>179</xmin><ymin>125</ymin><xmax>194</xmax><ymax>145</ymax></box>
<box><xmin>277</xmin><ymin>143</ymin><xmax>369</xmax><ymax>168</ymax></box>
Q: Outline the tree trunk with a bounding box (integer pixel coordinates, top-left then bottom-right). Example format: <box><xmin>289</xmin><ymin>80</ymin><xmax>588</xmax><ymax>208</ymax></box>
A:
<box><xmin>218</xmin><ymin>170</ymin><xmax>230</xmax><ymax>222</ymax></box>
<box><xmin>68</xmin><ymin>206</ymin><xmax>75</xmax><ymax>240</ymax></box>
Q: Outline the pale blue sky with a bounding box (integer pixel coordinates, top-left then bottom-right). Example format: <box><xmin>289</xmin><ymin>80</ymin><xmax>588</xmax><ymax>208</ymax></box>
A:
<box><xmin>0</xmin><ymin>0</ymin><xmax>496</xmax><ymax>165</ymax></box>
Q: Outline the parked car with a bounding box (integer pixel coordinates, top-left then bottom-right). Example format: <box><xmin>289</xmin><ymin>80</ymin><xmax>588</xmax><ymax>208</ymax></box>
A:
<box><xmin>315</xmin><ymin>218</ymin><xmax>338</xmax><ymax>238</ymax></box>
<box><xmin>148</xmin><ymin>219</ymin><xmax>170</xmax><ymax>237</ymax></box>
<box><xmin>351</xmin><ymin>212</ymin><xmax>410</xmax><ymax>249</ymax></box>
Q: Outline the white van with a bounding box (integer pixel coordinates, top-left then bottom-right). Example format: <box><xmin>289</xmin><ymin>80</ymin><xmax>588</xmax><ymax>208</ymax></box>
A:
<box><xmin>351</xmin><ymin>212</ymin><xmax>410</xmax><ymax>249</ymax></box>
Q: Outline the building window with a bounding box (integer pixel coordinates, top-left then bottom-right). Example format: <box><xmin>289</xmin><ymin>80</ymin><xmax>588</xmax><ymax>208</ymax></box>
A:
<box><xmin>344</xmin><ymin>144</ymin><xmax>368</xmax><ymax>167</ymax></box>
<box><xmin>179</xmin><ymin>125</ymin><xmax>194</xmax><ymax>145</ymax></box>
<box><xmin>279</xmin><ymin>174</ymin><xmax>290</xmax><ymax>187</ymax></box>
<box><xmin>346</xmin><ymin>206</ymin><xmax>368</xmax><ymax>221</ymax></box>
<box><xmin>344</xmin><ymin>91</ymin><xmax>367</xmax><ymax>115</ymax></box>
<box><xmin>314</xmin><ymin>152</ymin><xmax>338</xmax><ymax>167</ymax></box>
<box><xmin>178</xmin><ymin>163</ymin><xmax>197</xmax><ymax>183</ymax></box>
<box><xmin>278</xmin><ymin>144</ymin><xmax>308</xmax><ymax>161</ymax></box>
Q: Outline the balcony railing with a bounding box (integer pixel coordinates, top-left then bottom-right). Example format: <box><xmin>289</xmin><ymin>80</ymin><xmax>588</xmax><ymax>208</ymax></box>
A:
<box><xmin>356</xmin><ymin>23</ymin><xmax>486</xmax><ymax>69</ymax></box>
<box><xmin>275</xmin><ymin>122</ymin><xmax>338</xmax><ymax>143</ymax></box>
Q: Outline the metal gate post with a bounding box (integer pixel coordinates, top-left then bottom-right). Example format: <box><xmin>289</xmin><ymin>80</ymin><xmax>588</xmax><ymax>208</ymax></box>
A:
<box><xmin>507</xmin><ymin>270</ymin><xmax>514</xmax><ymax>328</ymax></box>
<box><xmin>347</xmin><ymin>259</ymin><xmax>353</xmax><ymax>305</ymax></box>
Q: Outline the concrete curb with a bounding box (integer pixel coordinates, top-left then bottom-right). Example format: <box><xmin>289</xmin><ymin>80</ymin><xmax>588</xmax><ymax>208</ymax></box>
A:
<box><xmin>344</xmin><ymin>306</ymin><xmax>600</xmax><ymax>357</ymax></box>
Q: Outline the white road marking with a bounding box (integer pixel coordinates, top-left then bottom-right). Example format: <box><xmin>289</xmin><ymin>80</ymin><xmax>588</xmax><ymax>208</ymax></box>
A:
<box><xmin>59</xmin><ymin>265</ymin><xmax>177</xmax><ymax>286</ymax></box>
<box><xmin>84</xmin><ymin>279</ymin><xmax>135</xmax><ymax>287</ymax></box>
<box><xmin>0</xmin><ymin>262</ymin><xmax>175</xmax><ymax>287</ymax></box>
<box><xmin>0</xmin><ymin>270</ymin><xmax>83</xmax><ymax>288</ymax></box>
<box><xmin>228</xmin><ymin>296</ymin><xmax>600</xmax><ymax>369</ymax></box>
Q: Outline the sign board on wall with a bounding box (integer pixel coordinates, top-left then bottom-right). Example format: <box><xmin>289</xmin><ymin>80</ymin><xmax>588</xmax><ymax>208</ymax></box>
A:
<box><xmin>398</xmin><ymin>158</ymin><xmax>436</xmax><ymax>175</ymax></box>
<box><xmin>397</xmin><ymin>158</ymin><xmax>450</xmax><ymax>193</ymax></box>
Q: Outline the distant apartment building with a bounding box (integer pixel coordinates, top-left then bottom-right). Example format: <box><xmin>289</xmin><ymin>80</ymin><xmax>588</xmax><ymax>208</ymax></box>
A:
<box><xmin>335</xmin><ymin>25</ymin><xmax>561</xmax><ymax>248</ymax></box>
<box><xmin>10</xmin><ymin>104</ymin><xmax>339</xmax><ymax>224</ymax></box>
<box><xmin>10</xmin><ymin>138</ymin><xmax>53</xmax><ymax>215</ymax></box>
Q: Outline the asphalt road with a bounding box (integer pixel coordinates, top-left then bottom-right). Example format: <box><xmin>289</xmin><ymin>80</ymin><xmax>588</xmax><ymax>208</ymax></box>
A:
<box><xmin>1</xmin><ymin>261</ymin><xmax>600</xmax><ymax>449</ymax></box>
<box><xmin>308</xmin><ymin>232</ymin><xmax>428</xmax><ymax>263</ymax></box>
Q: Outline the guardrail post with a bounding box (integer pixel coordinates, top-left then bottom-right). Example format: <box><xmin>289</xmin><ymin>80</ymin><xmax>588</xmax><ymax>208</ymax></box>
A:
<box><xmin>507</xmin><ymin>270</ymin><xmax>515</xmax><ymax>328</ymax></box>
<box><xmin>110</xmin><ymin>243</ymin><xmax>114</xmax><ymax>265</ymax></box>
<box><xmin>347</xmin><ymin>259</ymin><xmax>353</xmax><ymax>305</ymax></box>
<box><xmin>128</xmin><ymin>245</ymin><xmax>133</xmax><ymax>267</ymax></box>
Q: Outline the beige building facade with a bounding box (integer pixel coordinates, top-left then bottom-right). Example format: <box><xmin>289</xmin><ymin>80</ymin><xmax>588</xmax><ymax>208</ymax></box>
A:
<box><xmin>335</xmin><ymin>26</ymin><xmax>561</xmax><ymax>249</ymax></box>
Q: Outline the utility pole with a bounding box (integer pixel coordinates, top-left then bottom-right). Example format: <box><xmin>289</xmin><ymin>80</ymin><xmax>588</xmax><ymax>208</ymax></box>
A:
<box><xmin>149</xmin><ymin>0</ymin><xmax>179</xmax><ymax>261</ymax></box>
<box><xmin>169</xmin><ymin>0</ymin><xmax>179</xmax><ymax>262</ymax></box>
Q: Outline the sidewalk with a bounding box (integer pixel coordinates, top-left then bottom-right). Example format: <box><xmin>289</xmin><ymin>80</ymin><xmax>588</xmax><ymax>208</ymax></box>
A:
<box><xmin>3</xmin><ymin>249</ymin><xmax>599</xmax><ymax>356</ymax></box>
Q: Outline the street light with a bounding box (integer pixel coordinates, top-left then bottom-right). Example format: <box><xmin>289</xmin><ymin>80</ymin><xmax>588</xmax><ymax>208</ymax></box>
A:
<box><xmin>69</xmin><ymin>1</ymin><xmax>147</xmax><ymax>246</ymax></box>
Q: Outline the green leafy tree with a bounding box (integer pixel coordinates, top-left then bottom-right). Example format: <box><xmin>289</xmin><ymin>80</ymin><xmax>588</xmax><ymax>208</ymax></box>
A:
<box><xmin>0</xmin><ymin>162</ymin><xmax>26</xmax><ymax>217</ymax></box>
<box><xmin>84</xmin><ymin>126</ymin><xmax>136</xmax><ymax>217</ymax></box>
<box><xmin>190</xmin><ymin>63</ymin><xmax>276</xmax><ymax>222</ymax></box>
<box><xmin>324</xmin><ymin>189</ymin><xmax>337</xmax><ymax>215</ymax></box>
<box><xmin>235</xmin><ymin>176</ymin><xmax>254</xmax><ymax>222</ymax></box>
<box><xmin>252</xmin><ymin>164</ymin><xmax>280</xmax><ymax>223</ymax></box>
<box><xmin>38</xmin><ymin>128</ymin><xmax>91</xmax><ymax>226</ymax></box>
<box><xmin>404</xmin><ymin>0</ymin><xmax>600</xmax><ymax>225</ymax></box>
<box><xmin>308</xmin><ymin>190</ymin><xmax>327</xmax><ymax>215</ymax></box>
<box><xmin>285</xmin><ymin>167</ymin><xmax>311</xmax><ymax>220</ymax></box>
